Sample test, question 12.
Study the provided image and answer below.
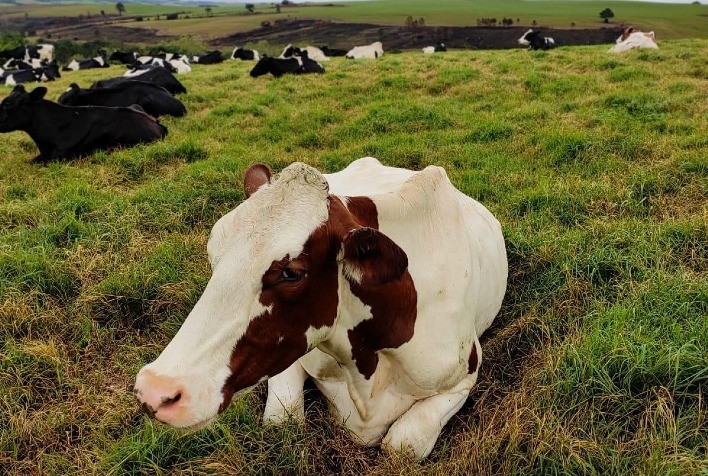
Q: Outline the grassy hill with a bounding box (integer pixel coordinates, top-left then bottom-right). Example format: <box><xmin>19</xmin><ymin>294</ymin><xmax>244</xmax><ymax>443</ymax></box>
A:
<box><xmin>0</xmin><ymin>39</ymin><xmax>707</xmax><ymax>474</ymax></box>
<box><xmin>1</xmin><ymin>0</ymin><xmax>708</xmax><ymax>40</ymax></box>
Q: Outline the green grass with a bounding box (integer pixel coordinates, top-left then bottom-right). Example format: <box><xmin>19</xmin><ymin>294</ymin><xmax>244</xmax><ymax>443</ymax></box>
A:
<box><xmin>1</xmin><ymin>0</ymin><xmax>708</xmax><ymax>40</ymax></box>
<box><xmin>1</xmin><ymin>39</ymin><xmax>707</xmax><ymax>475</ymax></box>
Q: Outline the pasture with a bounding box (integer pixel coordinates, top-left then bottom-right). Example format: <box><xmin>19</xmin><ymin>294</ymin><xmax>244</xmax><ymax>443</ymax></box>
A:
<box><xmin>1</xmin><ymin>0</ymin><xmax>708</xmax><ymax>40</ymax></box>
<box><xmin>1</xmin><ymin>39</ymin><xmax>707</xmax><ymax>475</ymax></box>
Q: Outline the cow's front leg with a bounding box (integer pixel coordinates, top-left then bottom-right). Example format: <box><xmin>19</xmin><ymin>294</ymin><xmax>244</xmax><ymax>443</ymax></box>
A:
<box><xmin>263</xmin><ymin>360</ymin><xmax>308</xmax><ymax>424</ymax></box>
<box><xmin>381</xmin><ymin>374</ymin><xmax>478</xmax><ymax>460</ymax></box>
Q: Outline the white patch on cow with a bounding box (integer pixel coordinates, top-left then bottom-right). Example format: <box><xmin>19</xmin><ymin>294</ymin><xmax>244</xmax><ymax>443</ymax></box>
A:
<box><xmin>345</xmin><ymin>41</ymin><xmax>384</xmax><ymax>59</ymax></box>
<box><xmin>305</xmin><ymin>325</ymin><xmax>333</xmax><ymax>350</ymax></box>
<box><xmin>169</xmin><ymin>58</ymin><xmax>191</xmax><ymax>74</ymax></box>
<box><xmin>422</xmin><ymin>46</ymin><xmax>435</xmax><ymax>54</ymax></box>
<box><xmin>37</xmin><ymin>45</ymin><xmax>54</xmax><ymax>62</ymax></box>
<box><xmin>2</xmin><ymin>59</ymin><xmax>13</xmax><ymax>69</ymax></box>
<box><xmin>253</xmin><ymin>50</ymin><xmax>260</xmax><ymax>61</ymax></box>
<box><xmin>66</xmin><ymin>60</ymin><xmax>79</xmax><ymax>71</ymax></box>
<box><xmin>6</xmin><ymin>75</ymin><xmax>16</xmax><ymax>86</ymax></box>
<box><xmin>545</xmin><ymin>37</ymin><xmax>555</xmax><ymax>47</ymax></box>
<box><xmin>304</xmin><ymin>46</ymin><xmax>329</xmax><ymax>61</ymax></box>
<box><xmin>518</xmin><ymin>29</ymin><xmax>533</xmax><ymax>46</ymax></box>
<box><xmin>137</xmin><ymin>56</ymin><xmax>152</xmax><ymax>64</ymax></box>
<box><xmin>40</xmin><ymin>73</ymin><xmax>48</xmax><ymax>82</ymax></box>
<box><xmin>94</xmin><ymin>55</ymin><xmax>105</xmax><ymax>66</ymax></box>
<box><xmin>609</xmin><ymin>31</ymin><xmax>659</xmax><ymax>53</ymax></box>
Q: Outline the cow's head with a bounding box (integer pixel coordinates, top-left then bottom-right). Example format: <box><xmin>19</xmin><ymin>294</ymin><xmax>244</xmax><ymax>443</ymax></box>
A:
<box><xmin>134</xmin><ymin>162</ymin><xmax>408</xmax><ymax>428</ymax></box>
<box><xmin>58</xmin><ymin>83</ymin><xmax>81</xmax><ymax>104</ymax></box>
<box><xmin>0</xmin><ymin>85</ymin><xmax>45</xmax><ymax>132</ymax></box>
<box><xmin>249</xmin><ymin>56</ymin><xmax>272</xmax><ymax>77</ymax></box>
<box><xmin>518</xmin><ymin>29</ymin><xmax>535</xmax><ymax>45</ymax></box>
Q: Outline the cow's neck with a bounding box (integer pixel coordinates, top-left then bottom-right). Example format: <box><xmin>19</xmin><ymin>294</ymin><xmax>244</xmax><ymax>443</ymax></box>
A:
<box><xmin>24</xmin><ymin>101</ymin><xmax>66</xmax><ymax>158</ymax></box>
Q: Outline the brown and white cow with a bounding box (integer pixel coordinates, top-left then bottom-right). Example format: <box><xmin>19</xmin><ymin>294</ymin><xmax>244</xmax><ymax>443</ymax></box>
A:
<box><xmin>133</xmin><ymin>157</ymin><xmax>508</xmax><ymax>459</ymax></box>
<box><xmin>608</xmin><ymin>26</ymin><xmax>659</xmax><ymax>53</ymax></box>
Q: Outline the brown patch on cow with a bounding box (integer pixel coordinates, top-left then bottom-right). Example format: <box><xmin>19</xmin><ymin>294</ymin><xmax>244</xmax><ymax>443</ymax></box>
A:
<box><xmin>243</xmin><ymin>163</ymin><xmax>272</xmax><ymax>198</ymax></box>
<box><xmin>621</xmin><ymin>26</ymin><xmax>635</xmax><ymax>42</ymax></box>
<box><xmin>345</xmin><ymin>196</ymin><xmax>378</xmax><ymax>229</ymax></box>
<box><xmin>468</xmin><ymin>342</ymin><xmax>479</xmax><ymax>375</ymax></box>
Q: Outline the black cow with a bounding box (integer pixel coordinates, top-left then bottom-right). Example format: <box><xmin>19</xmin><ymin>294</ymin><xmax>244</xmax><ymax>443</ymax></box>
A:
<box><xmin>230</xmin><ymin>47</ymin><xmax>260</xmax><ymax>61</ymax></box>
<box><xmin>250</xmin><ymin>55</ymin><xmax>324</xmax><ymax>78</ymax></box>
<box><xmin>109</xmin><ymin>51</ymin><xmax>140</xmax><ymax>65</ymax></box>
<box><xmin>62</xmin><ymin>49</ymin><xmax>109</xmax><ymax>71</ymax></box>
<box><xmin>319</xmin><ymin>45</ymin><xmax>347</xmax><ymax>57</ymax></box>
<box><xmin>517</xmin><ymin>30</ymin><xmax>556</xmax><ymax>50</ymax></box>
<box><xmin>59</xmin><ymin>82</ymin><xmax>186</xmax><ymax>118</ymax></box>
<box><xmin>1</xmin><ymin>62</ymin><xmax>60</xmax><ymax>85</ymax></box>
<box><xmin>91</xmin><ymin>66</ymin><xmax>187</xmax><ymax>95</ymax></box>
<box><xmin>0</xmin><ymin>85</ymin><xmax>167</xmax><ymax>162</ymax></box>
<box><xmin>191</xmin><ymin>50</ymin><xmax>224</xmax><ymax>64</ymax></box>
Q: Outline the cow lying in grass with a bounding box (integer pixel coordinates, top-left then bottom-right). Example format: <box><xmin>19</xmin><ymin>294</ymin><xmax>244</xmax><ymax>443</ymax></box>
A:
<box><xmin>134</xmin><ymin>158</ymin><xmax>507</xmax><ymax>460</ymax></box>
<box><xmin>1</xmin><ymin>61</ymin><xmax>60</xmax><ymax>85</ymax></box>
<box><xmin>608</xmin><ymin>27</ymin><xmax>659</xmax><ymax>53</ymax></box>
<box><xmin>93</xmin><ymin>66</ymin><xmax>187</xmax><ymax>95</ymax></box>
<box><xmin>0</xmin><ymin>85</ymin><xmax>167</xmax><ymax>162</ymax></box>
<box><xmin>250</xmin><ymin>54</ymin><xmax>325</xmax><ymax>78</ymax></box>
<box><xmin>59</xmin><ymin>82</ymin><xmax>186</xmax><ymax>118</ymax></box>
<box><xmin>346</xmin><ymin>41</ymin><xmax>384</xmax><ymax>59</ymax></box>
<box><xmin>62</xmin><ymin>49</ymin><xmax>109</xmax><ymax>71</ymax></box>
<box><xmin>518</xmin><ymin>29</ymin><xmax>556</xmax><ymax>50</ymax></box>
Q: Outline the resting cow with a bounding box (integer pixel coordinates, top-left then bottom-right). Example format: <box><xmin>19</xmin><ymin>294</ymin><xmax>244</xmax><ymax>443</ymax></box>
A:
<box><xmin>279</xmin><ymin>44</ymin><xmax>302</xmax><ymax>58</ymax></box>
<box><xmin>109</xmin><ymin>51</ymin><xmax>140</xmax><ymax>65</ymax></box>
<box><xmin>63</xmin><ymin>49</ymin><xmax>109</xmax><ymax>71</ymax></box>
<box><xmin>0</xmin><ymin>85</ymin><xmax>167</xmax><ymax>162</ymax></box>
<box><xmin>250</xmin><ymin>55</ymin><xmax>324</xmax><ymax>78</ymax></box>
<box><xmin>191</xmin><ymin>51</ymin><xmax>224</xmax><ymax>65</ymax></box>
<box><xmin>608</xmin><ymin>27</ymin><xmax>659</xmax><ymax>53</ymax></box>
<box><xmin>422</xmin><ymin>42</ymin><xmax>447</xmax><ymax>54</ymax></box>
<box><xmin>59</xmin><ymin>82</ymin><xmax>186</xmax><ymax>118</ymax></box>
<box><xmin>319</xmin><ymin>45</ymin><xmax>347</xmax><ymax>57</ymax></box>
<box><xmin>517</xmin><ymin>30</ymin><xmax>555</xmax><ymax>50</ymax></box>
<box><xmin>0</xmin><ymin>44</ymin><xmax>54</xmax><ymax>62</ymax></box>
<box><xmin>346</xmin><ymin>41</ymin><xmax>384</xmax><ymax>59</ymax></box>
<box><xmin>231</xmin><ymin>47</ymin><xmax>260</xmax><ymax>61</ymax></box>
<box><xmin>92</xmin><ymin>66</ymin><xmax>187</xmax><ymax>95</ymax></box>
<box><xmin>2</xmin><ymin>62</ymin><xmax>60</xmax><ymax>85</ymax></box>
<box><xmin>134</xmin><ymin>157</ymin><xmax>508</xmax><ymax>460</ymax></box>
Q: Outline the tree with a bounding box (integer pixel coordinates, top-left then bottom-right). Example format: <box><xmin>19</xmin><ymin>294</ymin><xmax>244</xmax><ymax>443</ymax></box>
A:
<box><xmin>599</xmin><ymin>8</ymin><xmax>614</xmax><ymax>23</ymax></box>
<box><xmin>405</xmin><ymin>15</ymin><xmax>414</xmax><ymax>29</ymax></box>
<box><xmin>245</xmin><ymin>3</ymin><xmax>255</xmax><ymax>13</ymax></box>
<box><xmin>115</xmin><ymin>2</ymin><xmax>125</xmax><ymax>16</ymax></box>
<box><xmin>532</xmin><ymin>19</ymin><xmax>537</xmax><ymax>27</ymax></box>
<box><xmin>205</xmin><ymin>7</ymin><xmax>212</xmax><ymax>16</ymax></box>
<box><xmin>570</xmin><ymin>22</ymin><xmax>576</xmax><ymax>29</ymax></box>
<box><xmin>418</xmin><ymin>17</ymin><xmax>425</xmax><ymax>27</ymax></box>
<box><xmin>275</xmin><ymin>4</ymin><xmax>281</xmax><ymax>13</ymax></box>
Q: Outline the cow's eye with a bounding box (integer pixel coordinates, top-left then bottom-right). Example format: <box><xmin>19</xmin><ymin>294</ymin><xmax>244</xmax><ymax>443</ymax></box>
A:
<box><xmin>281</xmin><ymin>268</ymin><xmax>303</xmax><ymax>282</ymax></box>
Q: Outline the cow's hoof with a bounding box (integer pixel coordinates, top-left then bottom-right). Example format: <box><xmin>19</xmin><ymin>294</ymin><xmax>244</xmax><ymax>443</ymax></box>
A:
<box><xmin>381</xmin><ymin>417</ymin><xmax>441</xmax><ymax>461</ymax></box>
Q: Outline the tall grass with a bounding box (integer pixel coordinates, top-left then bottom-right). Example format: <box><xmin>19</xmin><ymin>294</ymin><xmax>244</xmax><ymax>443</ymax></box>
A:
<box><xmin>0</xmin><ymin>39</ymin><xmax>706</xmax><ymax>475</ymax></box>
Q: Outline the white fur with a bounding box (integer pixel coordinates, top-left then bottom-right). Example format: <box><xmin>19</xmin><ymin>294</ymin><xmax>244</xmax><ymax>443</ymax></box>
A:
<box><xmin>345</xmin><ymin>42</ymin><xmax>384</xmax><ymax>59</ymax></box>
<box><xmin>422</xmin><ymin>46</ymin><xmax>435</xmax><ymax>54</ymax></box>
<box><xmin>6</xmin><ymin>75</ymin><xmax>16</xmax><ymax>86</ymax></box>
<box><xmin>304</xmin><ymin>46</ymin><xmax>329</xmax><ymax>61</ymax></box>
<box><xmin>609</xmin><ymin>31</ymin><xmax>659</xmax><ymax>53</ymax></box>
<box><xmin>518</xmin><ymin>29</ymin><xmax>533</xmax><ymax>46</ymax></box>
<box><xmin>66</xmin><ymin>60</ymin><xmax>79</xmax><ymax>71</ymax></box>
<box><xmin>169</xmin><ymin>57</ymin><xmax>191</xmax><ymax>74</ymax></box>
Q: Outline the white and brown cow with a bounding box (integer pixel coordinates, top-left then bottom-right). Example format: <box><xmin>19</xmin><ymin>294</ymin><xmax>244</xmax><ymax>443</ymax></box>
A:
<box><xmin>133</xmin><ymin>157</ymin><xmax>507</xmax><ymax>459</ymax></box>
<box><xmin>608</xmin><ymin>26</ymin><xmax>659</xmax><ymax>53</ymax></box>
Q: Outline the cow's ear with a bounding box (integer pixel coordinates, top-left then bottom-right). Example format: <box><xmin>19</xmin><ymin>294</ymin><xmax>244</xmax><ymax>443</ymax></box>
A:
<box><xmin>28</xmin><ymin>87</ymin><xmax>47</xmax><ymax>102</ymax></box>
<box><xmin>243</xmin><ymin>163</ymin><xmax>272</xmax><ymax>198</ymax></box>
<box><xmin>12</xmin><ymin>85</ymin><xmax>26</xmax><ymax>94</ymax></box>
<box><xmin>69</xmin><ymin>83</ymin><xmax>79</xmax><ymax>90</ymax></box>
<box><xmin>341</xmin><ymin>227</ymin><xmax>408</xmax><ymax>287</ymax></box>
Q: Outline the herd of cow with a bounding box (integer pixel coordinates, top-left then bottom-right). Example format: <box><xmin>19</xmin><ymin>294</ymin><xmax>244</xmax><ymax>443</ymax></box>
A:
<box><xmin>0</xmin><ymin>25</ymin><xmax>660</xmax><ymax>163</ymax></box>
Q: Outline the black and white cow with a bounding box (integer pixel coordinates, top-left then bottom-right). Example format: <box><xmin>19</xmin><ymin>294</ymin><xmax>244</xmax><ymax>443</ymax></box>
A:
<box><xmin>231</xmin><ymin>47</ymin><xmax>260</xmax><ymax>61</ymax></box>
<box><xmin>422</xmin><ymin>42</ymin><xmax>447</xmax><ymax>54</ymax></box>
<box><xmin>517</xmin><ymin>30</ymin><xmax>556</xmax><ymax>50</ymax></box>
<box><xmin>62</xmin><ymin>49</ymin><xmax>109</xmax><ymax>71</ymax></box>
<box><xmin>279</xmin><ymin>44</ymin><xmax>302</xmax><ymax>59</ymax></box>
<box><xmin>0</xmin><ymin>85</ymin><xmax>167</xmax><ymax>162</ymax></box>
<box><xmin>191</xmin><ymin>50</ymin><xmax>224</xmax><ymax>64</ymax></box>
<box><xmin>2</xmin><ymin>62</ymin><xmax>60</xmax><ymax>86</ymax></box>
<box><xmin>250</xmin><ymin>54</ymin><xmax>324</xmax><ymax>78</ymax></box>
<box><xmin>92</xmin><ymin>66</ymin><xmax>187</xmax><ymax>95</ymax></box>
<box><xmin>109</xmin><ymin>51</ymin><xmax>140</xmax><ymax>65</ymax></box>
<box><xmin>319</xmin><ymin>45</ymin><xmax>347</xmax><ymax>57</ymax></box>
<box><xmin>0</xmin><ymin>44</ymin><xmax>54</xmax><ymax>62</ymax></box>
<box><xmin>128</xmin><ymin>59</ymin><xmax>177</xmax><ymax>74</ymax></box>
<box><xmin>3</xmin><ymin>58</ymin><xmax>43</xmax><ymax>70</ymax></box>
<box><xmin>59</xmin><ymin>82</ymin><xmax>186</xmax><ymax>118</ymax></box>
<box><xmin>132</xmin><ymin>56</ymin><xmax>190</xmax><ymax>74</ymax></box>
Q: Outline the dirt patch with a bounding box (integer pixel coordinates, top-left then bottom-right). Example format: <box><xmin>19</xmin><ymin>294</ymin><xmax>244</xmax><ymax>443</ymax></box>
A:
<box><xmin>211</xmin><ymin>19</ymin><xmax>623</xmax><ymax>50</ymax></box>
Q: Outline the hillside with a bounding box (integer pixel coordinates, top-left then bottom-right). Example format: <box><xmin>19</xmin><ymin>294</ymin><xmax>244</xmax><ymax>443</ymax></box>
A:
<box><xmin>0</xmin><ymin>40</ymin><xmax>707</xmax><ymax>474</ymax></box>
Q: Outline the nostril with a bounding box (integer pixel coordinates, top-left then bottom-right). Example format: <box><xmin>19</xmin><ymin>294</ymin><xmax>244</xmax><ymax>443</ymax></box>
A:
<box><xmin>161</xmin><ymin>392</ymin><xmax>181</xmax><ymax>407</ymax></box>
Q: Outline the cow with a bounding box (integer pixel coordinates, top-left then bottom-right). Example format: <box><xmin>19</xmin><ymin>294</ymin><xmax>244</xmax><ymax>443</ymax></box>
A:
<box><xmin>133</xmin><ymin>157</ymin><xmax>508</xmax><ymax>460</ymax></box>
<box><xmin>250</xmin><ymin>55</ymin><xmax>324</xmax><ymax>78</ymax></box>
<box><xmin>58</xmin><ymin>82</ymin><xmax>186</xmax><ymax>118</ymax></box>
<box><xmin>2</xmin><ymin>62</ymin><xmax>60</xmax><ymax>86</ymax></box>
<box><xmin>345</xmin><ymin>41</ymin><xmax>384</xmax><ymax>59</ymax></box>
<box><xmin>92</xmin><ymin>66</ymin><xmax>187</xmax><ymax>95</ymax></box>
<box><xmin>129</xmin><ymin>58</ymin><xmax>178</xmax><ymax>74</ymax></box>
<box><xmin>168</xmin><ymin>56</ymin><xmax>191</xmax><ymax>74</ymax></box>
<box><xmin>608</xmin><ymin>27</ymin><xmax>659</xmax><ymax>53</ymax></box>
<box><xmin>191</xmin><ymin>50</ymin><xmax>225</xmax><ymax>65</ymax></box>
<box><xmin>109</xmin><ymin>51</ymin><xmax>140</xmax><ymax>65</ymax></box>
<box><xmin>3</xmin><ymin>58</ymin><xmax>43</xmax><ymax>70</ymax></box>
<box><xmin>0</xmin><ymin>85</ymin><xmax>167</xmax><ymax>162</ymax></box>
<box><xmin>279</xmin><ymin>44</ymin><xmax>302</xmax><ymax>59</ymax></box>
<box><xmin>231</xmin><ymin>47</ymin><xmax>260</xmax><ymax>61</ymax></box>
<box><xmin>517</xmin><ymin>29</ymin><xmax>555</xmax><ymax>50</ymax></box>
<box><xmin>319</xmin><ymin>45</ymin><xmax>347</xmax><ymax>57</ymax></box>
<box><xmin>0</xmin><ymin>44</ymin><xmax>54</xmax><ymax>62</ymax></box>
<box><xmin>62</xmin><ymin>49</ymin><xmax>109</xmax><ymax>71</ymax></box>
<box><xmin>302</xmin><ymin>46</ymin><xmax>330</xmax><ymax>62</ymax></box>
<box><xmin>422</xmin><ymin>42</ymin><xmax>447</xmax><ymax>54</ymax></box>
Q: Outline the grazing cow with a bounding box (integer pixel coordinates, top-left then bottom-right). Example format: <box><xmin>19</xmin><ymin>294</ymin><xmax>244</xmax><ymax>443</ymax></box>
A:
<box><xmin>62</xmin><ymin>49</ymin><xmax>109</xmax><ymax>71</ymax></box>
<box><xmin>250</xmin><ymin>55</ymin><xmax>325</xmax><ymax>78</ymax></box>
<box><xmin>0</xmin><ymin>44</ymin><xmax>54</xmax><ymax>62</ymax></box>
<box><xmin>517</xmin><ymin>29</ymin><xmax>555</xmax><ymax>50</ymax></box>
<box><xmin>279</xmin><ymin>44</ymin><xmax>302</xmax><ymax>59</ymax></box>
<box><xmin>345</xmin><ymin>41</ymin><xmax>384</xmax><ymax>59</ymax></box>
<box><xmin>92</xmin><ymin>66</ymin><xmax>187</xmax><ymax>95</ymax></box>
<box><xmin>0</xmin><ymin>85</ymin><xmax>167</xmax><ymax>162</ymax></box>
<box><xmin>422</xmin><ymin>42</ymin><xmax>447</xmax><ymax>54</ymax></box>
<box><xmin>133</xmin><ymin>157</ymin><xmax>508</xmax><ymax>460</ymax></box>
<box><xmin>2</xmin><ymin>62</ymin><xmax>60</xmax><ymax>86</ymax></box>
<box><xmin>109</xmin><ymin>51</ymin><xmax>140</xmax><ymax>65</ymax></box>
<box><xmin>59</xmin><ymin>82</ymin><xmax>186</xmax><ymax>118</ymax></box>
<box><xmin>191</xmin><ymin>50</ymin><xmax>225</xmax><ymax>65</ymax></box>
<box><xmin>319</xmin><ymin>45</ymin><xmax>348</xmax><ymax>57</ymax></box>
<box><xmin>231</xmin><ymin>47</ymin><xmax>260</xmax><ymax>61</ymax></box>
<box><xmin>608</xmin><ymin>27</ymin><xmax>659</xmax><ymax>53</ymax></box>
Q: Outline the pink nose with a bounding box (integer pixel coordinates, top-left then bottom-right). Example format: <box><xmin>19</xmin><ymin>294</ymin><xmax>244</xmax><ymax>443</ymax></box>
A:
<box><xmin>134</xmin><ymin>370</ymin><xmax>185</xmax><ymax>420</ymax></box>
